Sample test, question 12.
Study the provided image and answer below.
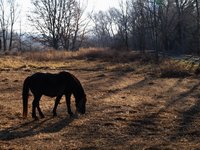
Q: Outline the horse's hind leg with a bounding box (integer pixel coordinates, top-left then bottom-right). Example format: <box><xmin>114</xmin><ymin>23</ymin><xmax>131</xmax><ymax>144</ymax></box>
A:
<box><xmin>32</xmin><ymin>95</ymin><xmax>42</xmax><ymax>120</ymax></box>
<box><xmin>32</xmin><ymin>100</ymin><xmax>38</xmax><ymax>120</ymax></box>
<box><xmin>53</xmin><ymin>95</ymin><xmax>62</xmax><ymax>116</ymax></box>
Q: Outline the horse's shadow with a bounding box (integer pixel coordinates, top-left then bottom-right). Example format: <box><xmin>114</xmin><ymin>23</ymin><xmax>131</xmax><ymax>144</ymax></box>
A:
<box><xmin>0</xmin><ymin>116</ymin><xmax>74</xmax><ymax>141</ymax></box>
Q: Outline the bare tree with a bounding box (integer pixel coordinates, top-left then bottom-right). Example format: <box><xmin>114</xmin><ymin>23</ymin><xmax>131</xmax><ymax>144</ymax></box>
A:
<box><xmin>60</xmin><ymin>0</ymin><xmax>76</xmax><ymax>49</ymax></box>
<box><xmin>0</xmin><ymin>0</ymin><xmax>8</xmax><ymax>51</ymax></box>
<box><xmin>159</xmin><ymin>0</ymin><xmax>176</xmax><ymax>53</ymax></box>
<box><xmin>91</xmin><ymin>0</ymin><xmax>131</xmax><ymax>50</ymax></box>
<box><xmin>91</xmin><ymin>11</ymin><xmax>113</xmax><ymax>47</ymax></box>
<box><xmin>174</xmin><ymin>0</ymin><xmax>194</xmax><ymax>51</ymax></box>
<box><xmin>131</xmin><ymin>0</ymin><xmax>147</xmax><ymax>53</ymax></box>
<box><xmin>117</xmin><ymin>0</ymin><xmax>130</xmax><ymax>50</ymax></box>
<box><xmin>71</xmin><ymin>0</ymin><xmax>88</xmax><ymax>50</ymax></box>
<box><xmin>29</xmin><ymin>0</ymin><xmax>88</xmax><ymax>50</ymax></box>
<box><xmin>88</xmin><ymin>0</ymin><xmax>199</xmax><ymax>56</ymax></box>
<box><xmin>0</xmin><ymin>0</ymin><xmax>19</xmax><ymax>51</ymax></box>
<box><xmin>195</xmin><ymin>0</ymin><xmax>200</xmax><ymax>53</ymax></box>
<box><xmin>29</xmin><ymin>0</ymin><xmax>64</xmax><ymax>49</ymax></box>
<box><xmin>8</xmin><ymin>0</ymin><xmax>19</xmax><ymax>50</ymax></box>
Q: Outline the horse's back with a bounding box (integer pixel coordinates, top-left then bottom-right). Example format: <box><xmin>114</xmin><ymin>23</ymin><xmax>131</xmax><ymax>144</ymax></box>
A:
<box><xmin>26</xmin><ymin>71</ymin><xmax>84</xmax><ymax>97</ymax></box>
<box><xmin>28</xmin><ymin>72</ymin><xmax>70</xmax><ymax>96</ymax></box>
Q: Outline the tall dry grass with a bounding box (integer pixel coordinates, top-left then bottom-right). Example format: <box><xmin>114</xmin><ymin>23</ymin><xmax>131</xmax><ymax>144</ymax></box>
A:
<box><xmin>158</xmin><ymin>59</ymin><xmax>194</xmax><ymax>78</ymax></box>
<box><xmin>23</xmin><ymin>49</ymin><xmax>79</xmax><ymax>61</ymax></box>
<box><xmin>1</xmin><ymin>47</ymin><xmax>196</xmax><ymax>78</ymax></box>
<box><xmin>23</xmin><ymin>47</ymin><xmax>152</xmax><ymax>63</ymax></box>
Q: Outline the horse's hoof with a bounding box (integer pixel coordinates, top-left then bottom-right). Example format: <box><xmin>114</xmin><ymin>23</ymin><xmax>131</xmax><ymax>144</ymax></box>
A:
<box><xmin>34</xmin><ymin>117</ymin><xmax>39</xmax><ymax>121</ymax></box>
<box><xmin>70</xmin><ymin>113</ymin><xmax>74</xmax><ymax>118</ymax></box>
<box><xmin>70</xmin><ymin>113</ymin><xmax>79</xmax><ymax>119</ymax></box>
<box><xmin>53</xmin><ymin>113</ymin><xmax>57</xmax><ymax>117</ymax></box>
<box><xmin>40</xmin><ymin>115</ymin><xmax>45</xmax><ymax>119</ymax></box>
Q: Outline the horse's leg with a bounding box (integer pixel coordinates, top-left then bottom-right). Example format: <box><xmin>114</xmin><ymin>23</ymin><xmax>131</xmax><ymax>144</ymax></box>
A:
<box><xmin>53</xmin><ymin>95</ymin><xmax>62</xmax><ymax>116</ymax></box>
<box><xmin>37</xmin><ymin>104</ymin><xmax>45</xmax><ymax>118</ymax></box>
<box><xmin>65</xmin><ymin>93</ymin><xmax>73</xmax><ymax>116</ymax></box>
<box><xmin>32</xmin><ymin>95</ymin><xmax>41</xmax><ymax>120</ymax></box>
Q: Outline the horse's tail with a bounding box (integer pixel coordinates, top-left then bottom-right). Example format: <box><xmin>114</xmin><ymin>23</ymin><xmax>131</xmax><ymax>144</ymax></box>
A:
<box><xmin>22</xmin><ymin>76</ymin><xmax>30</xmax><ymax>118</ymax></box>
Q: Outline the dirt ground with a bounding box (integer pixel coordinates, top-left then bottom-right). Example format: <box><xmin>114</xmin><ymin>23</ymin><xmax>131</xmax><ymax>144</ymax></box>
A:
<box><xmin>1</xmin><ymin>55</ymin><xmax>200</xmax><ymax>149</ymax></box>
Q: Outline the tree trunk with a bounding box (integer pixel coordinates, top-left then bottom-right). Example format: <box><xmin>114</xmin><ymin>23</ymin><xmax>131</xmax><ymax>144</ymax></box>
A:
<box><xmin>195</xmin><ymin>0</ymin><xmax>200</xmax><ymax>53</ymax></box>
<box><xmin>3</xmin><ymin>29</ymin><xmax>6</xmax><ymax>51</ymax></box>
<box><xmin>0</xmin><ymin>39</ymin><xmax>2</xmax><ymax>50</ymax></box>
<box><xmin>153</xmin><ymin>0</ymin><xmax>159</xmax><ymax>63</ymax></box>
<box><xmin>9</xmin><ymin>27</ymin><xmax>13</xmax><ymax>50</ymax></box>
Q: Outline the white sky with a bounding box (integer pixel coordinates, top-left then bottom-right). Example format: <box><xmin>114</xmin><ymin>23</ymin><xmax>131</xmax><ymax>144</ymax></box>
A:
<box><xmin>16</xmin><ymin>0</ymin><xmax>119</xmax><ymax>32</ymax></box>
<box><xmin>87</xmin><ymin>0</ymin><xmax>119</xmax><ymax>11</ymax></box>
<box><xmin>20</xmin><ymin>0</ymin><xmax>119</xmax><ymax>12</ymax></box>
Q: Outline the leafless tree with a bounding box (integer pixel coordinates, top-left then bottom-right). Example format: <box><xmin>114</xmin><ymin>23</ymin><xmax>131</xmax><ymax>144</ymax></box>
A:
<box><xmin>91</xmin><ymin>1</ymin><xmax>131</xmax><ymax>50</ymax></box>
<box><xmin>8</xmin><ymin>0</ymin><xmax>19</xmax><ymax>50</ymax></box>
<box><xmin>194</xmin><ymin>0</ymin><xmax>200</xmax><ymax>53</ymax></box>
<box><xmin>88</xmin><ymin>0</ymin><xmax>199</xmax><ymax>56</ymax></box>
<box><xmin>117</xmin><ymin>0</ymin><xmax>130</xmax><ymax>50</ymax></box>
<box><xmin>91</xmin><ymin>11</ymin><xmax>113</xmax><ymax>47</ymax></box>
<box><xmin>0</xmin><ymin>0</ymin><xmax>8</xmax><ymax>51</ymax></box>
<box><xmin>29</xmin><ymin>0</ymin><xmax>88</xmax><ymax>50</ymax></box>
<box><xmin>131</xmin><ymin>0</ymin><xmax>147</xmax><ymax>52</ymax></box>
<box><xmin>0</xmin><ymin>0</ymin><xmax>19</xmax><ymax>51</ymax></box>
<box><xmin>70</xmin><ymin>0</ymin><xmax>89</xmax><ymax>50</ymax></box>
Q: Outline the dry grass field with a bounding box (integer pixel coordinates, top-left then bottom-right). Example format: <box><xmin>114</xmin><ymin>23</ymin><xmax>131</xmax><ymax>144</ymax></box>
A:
<box><xmin>0</xmin><ymin>49</ymin><xmax>200</xmax><ymax>149</ymax></box>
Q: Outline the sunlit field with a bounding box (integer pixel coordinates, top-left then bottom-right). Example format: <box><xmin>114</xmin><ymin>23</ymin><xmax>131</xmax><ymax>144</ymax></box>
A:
<box><xmin>0</xmin><ymin>48</ymin><xmax>200</xmax><ymax>149</ymax></box>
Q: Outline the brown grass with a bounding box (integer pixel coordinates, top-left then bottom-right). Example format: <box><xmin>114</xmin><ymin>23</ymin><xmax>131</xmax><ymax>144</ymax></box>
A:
<box><xmin>157</xmin><ymin>59</ymin><xmax>193</xmax><ymax>78</ymax></box>
<box><xmin>0</xmin><ymin>49</ymin><xmax>200</xmax><ymax>149</ymax></box>
<box><xmin>2</xmin><ymin>48</ymin><xmax>196</xmax><ymax>78</ymax></box>
<box><xmin>23</xmin><ymin>48</ymin><xmax>152</xmax><ymax>63</ymax></box>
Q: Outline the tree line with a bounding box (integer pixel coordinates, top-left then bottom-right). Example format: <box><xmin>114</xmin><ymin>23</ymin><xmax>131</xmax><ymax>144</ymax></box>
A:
<box><xmin>0</xmin><ymin>0</ymin><xmax>199</xmax><ymax>55</ymax></box>
<box><xmin>91</xmin><ymin>0</ymin><xmax>200</xmax><ymax>55</ymax></box>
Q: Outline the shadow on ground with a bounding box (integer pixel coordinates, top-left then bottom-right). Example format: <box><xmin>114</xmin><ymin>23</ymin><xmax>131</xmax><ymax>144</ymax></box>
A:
<box><xmin>0</xmin><ymin>116</ymin><xmax>74</xmax><ymax>141</ymax></box>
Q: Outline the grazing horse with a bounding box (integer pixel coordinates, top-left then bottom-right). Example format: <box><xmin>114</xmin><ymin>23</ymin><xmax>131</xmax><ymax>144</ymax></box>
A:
<box><xmin>22</xmin><ymin>71</ymin><xmax>87</xmax><ymax>120</ymax></box>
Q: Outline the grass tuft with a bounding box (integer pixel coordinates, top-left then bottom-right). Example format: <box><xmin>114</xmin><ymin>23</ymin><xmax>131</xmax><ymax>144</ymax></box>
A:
<box><xmin>158</xmin><ymin>59</ymin><xmax>192</xmax><ymax>78</ymax></box>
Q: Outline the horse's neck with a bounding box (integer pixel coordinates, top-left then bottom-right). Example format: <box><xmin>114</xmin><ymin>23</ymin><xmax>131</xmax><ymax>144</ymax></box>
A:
<box><xmin>72</xmin><ymin>81</ymin><xmax>84</xmax><ymax>99</ymax></box>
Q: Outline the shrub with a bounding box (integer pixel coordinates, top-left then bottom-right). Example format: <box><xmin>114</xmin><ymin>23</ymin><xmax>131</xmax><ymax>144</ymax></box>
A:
<box><xmin>159</xmin><ymin>60</ymin><xmax>192</xmax><ymax>78</ymax></box>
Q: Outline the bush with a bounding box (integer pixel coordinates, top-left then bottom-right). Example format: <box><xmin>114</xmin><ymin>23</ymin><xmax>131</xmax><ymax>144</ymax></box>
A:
<box><xmin>159</xmin><ymin>60</ymin><xmax>192</xmax><ymax>78</ymax></box>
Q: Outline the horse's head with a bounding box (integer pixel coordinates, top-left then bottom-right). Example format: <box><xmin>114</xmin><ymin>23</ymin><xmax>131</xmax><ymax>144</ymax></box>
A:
<box><xmin>76</xmin><ymin>94</ymin><xmax>87</xmax><ymax>114</ymax></box>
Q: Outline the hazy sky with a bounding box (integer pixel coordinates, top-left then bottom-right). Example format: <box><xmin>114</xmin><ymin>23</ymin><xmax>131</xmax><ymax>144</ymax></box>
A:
<box><xmin>87</xmin><ymin>0</ymin><xmax>119</xmax><ymax>11</ymax></box>
<box><xmin>17</xmin><ymin>0</ymin><xmax>119</xmax><ymax>32</ymax></box>
<box><xmin>20</xmin><ymin>0</ymin><xmax>119</xmax><ymax>13</ymax></box>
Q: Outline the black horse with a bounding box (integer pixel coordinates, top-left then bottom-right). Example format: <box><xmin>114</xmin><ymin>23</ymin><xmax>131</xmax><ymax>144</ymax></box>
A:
<box><xmin>22</xmin><ymin>71</ymin><xmax>87</xmax><ymax>120</ymax></box>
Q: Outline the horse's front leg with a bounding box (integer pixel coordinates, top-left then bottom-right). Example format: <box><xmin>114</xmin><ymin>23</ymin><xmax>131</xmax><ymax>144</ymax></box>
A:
<box><xmin>65</xmin><ymin>93</ymin><xmax>73</xmax><ymax>117</ymax></box>
<box><xmin>37</xmin><ymin>105</ymin><xmax>45</xmax><ymax>118</ymax></box>
<box><xmin>53</xmin><ymin>95</ymin><xmax>62</xmax><ymax>116</ymax></box>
